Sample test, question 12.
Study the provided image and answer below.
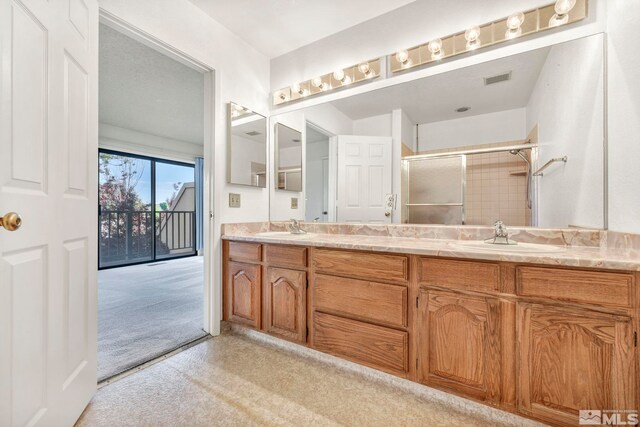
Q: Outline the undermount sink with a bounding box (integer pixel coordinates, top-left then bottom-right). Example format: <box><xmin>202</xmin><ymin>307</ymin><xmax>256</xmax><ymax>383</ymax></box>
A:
<box><xmin>256</xmin><ymin>231</ymin><xmax>315</xmax><ymax>239</ymax></box>
<box><xmin>455</xmin><ymin>240</ymin><xmax>567</xmax><ymax>254</ymax></box>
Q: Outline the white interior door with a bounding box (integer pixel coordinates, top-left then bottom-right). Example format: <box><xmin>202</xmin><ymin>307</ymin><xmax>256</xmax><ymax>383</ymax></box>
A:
<box><xmin>321</xmin><ymin>157</ymin><xmax>329</xmax><ymax>222</ymax></box>
<box><xmin>336</xmin><ymin>135</ymin><xmax>392</xmax><ymax>223</ymax></box>
<box><xmin>0</xmin><ymin>0</ymin><xmax>98</xmax><ymax>425</ymax></box>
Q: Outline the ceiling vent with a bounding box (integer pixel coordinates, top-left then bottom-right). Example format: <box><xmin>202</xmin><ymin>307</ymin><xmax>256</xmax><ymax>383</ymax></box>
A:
<box><xmin>245</xmin><ymin>131</ymin><xmax>261</xmax><ymax>136</ymax></box>
<box><xmin>484</xmin><ymin>72</ymin><xmax>512</xmax><ymax>86</ymax></box>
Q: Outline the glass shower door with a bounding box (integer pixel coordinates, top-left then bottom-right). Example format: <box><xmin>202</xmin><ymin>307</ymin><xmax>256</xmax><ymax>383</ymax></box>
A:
<box><xmin>405</xmin><ymin>155</ymin><xmax>465</xmax><ymax>224</ymax></box>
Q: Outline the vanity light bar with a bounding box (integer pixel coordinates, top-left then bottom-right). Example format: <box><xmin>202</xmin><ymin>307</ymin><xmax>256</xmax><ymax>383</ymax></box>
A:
<box><xmin>272</xmin><ymin>58</ymin><xmax>381</xmax><ymax>106</ymax></box>
<box><xmin>390</xmin><ymin>0</ymin><xmax>587</xmax><ymax>73</ymax></box>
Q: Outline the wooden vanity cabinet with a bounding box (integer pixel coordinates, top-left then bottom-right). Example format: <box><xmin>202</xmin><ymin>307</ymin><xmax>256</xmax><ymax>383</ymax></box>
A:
<box><xmin>264</xmin><ymin>267</ymin><xmax>307</xmax><ymax>343</ymax></box>
<box><xmin>224</xmin><ymin>261</ymin><xmax>262</xmax><ymax>328</ymax></box>
<box><xmin>416</xmin><ymin>288</ymin><xmax>502</xmax><ymax>405</ymax></box>
<box><xmin>517</xmin><ymin>304</ymin><xmax>637</xmax><ymax>426</ymax></box>
<box><xmin>222</xmin><ymin>239</ymin><xmax>639</xmax><ymax>427</ymax></box>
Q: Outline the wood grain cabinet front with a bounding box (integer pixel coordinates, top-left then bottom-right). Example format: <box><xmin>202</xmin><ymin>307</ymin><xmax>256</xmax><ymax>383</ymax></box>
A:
<box><xmin>224</xmin><ymin>261</ymin><xmax>261</xmax><ymax>328</ymax></box>
<box><xmin>264</xmin><ymin>267</ymin><xmax>307</xmax><ymax>343</ymax></box>
<box><xmin>517</xmin><ymin>303</ymin><xmax>637</xmax><ymax>426</ymax></box>
<box><xmin>416</xmin><ymin>288</ymin><xmax>502</xmax><ymax>405</ymax></box>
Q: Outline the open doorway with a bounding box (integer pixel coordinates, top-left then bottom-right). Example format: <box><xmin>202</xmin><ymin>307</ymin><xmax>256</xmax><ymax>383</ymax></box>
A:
<box><xmin>305</xmin><ymin>123</ymin><xmax>333</xmax><ymax>222</ymax></box>
<box><xmin>97</xmin><ymin>23</ymin><xmax>209</xmax><ymax>381</ymax></box>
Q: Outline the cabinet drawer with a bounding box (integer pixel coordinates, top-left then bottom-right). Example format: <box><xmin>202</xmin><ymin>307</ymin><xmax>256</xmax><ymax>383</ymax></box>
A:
<box><xmin>314</xmin><ymin>274</ymin><xmax>407</xmax><ymax>328</ymax></box>
<box><xmin>418</xmin><ymin>258</ymin><xmax>499</xmax><ymax>293</ymax></box>
<box><xmin>516</xmin><ymin>266</ymin><xmax>633</xmax><ymax>308</ymax></box>
<box><xmin>228</xmin><ymin>241</ymin><xmax>262</xmax><ymax>262</ymax></box>
<box><xmin>265</xmin><ymin>245</ymin><xmax>307</xmax><ymax>269</ymax></box>
<box><xmin>313</xmin><ymin>312</ymin><xmax>408</xmax><ymax>376</ymax></box>
<box><xmin>312</xmin><ymin>249</ymin><xmax>409</xmax><ymax>282</ymax></box>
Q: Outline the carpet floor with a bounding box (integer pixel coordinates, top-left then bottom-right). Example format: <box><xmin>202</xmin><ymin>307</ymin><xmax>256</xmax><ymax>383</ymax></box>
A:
<box><xmin>98</xmin><ymin>256</ymin><xmax>207</xmax><ymax>381</ymax></box>
<box><xmin>78</xmin><ymin>331</ymin><xmax>534</xmax><ymax>427</ymax></box>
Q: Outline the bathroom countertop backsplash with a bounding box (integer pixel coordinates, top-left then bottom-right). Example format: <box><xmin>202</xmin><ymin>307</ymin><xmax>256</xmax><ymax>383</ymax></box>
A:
<box><xmin>221</xmin><ymin>222</ymin><xmax>640</xmax><ymax>271</ymax></box>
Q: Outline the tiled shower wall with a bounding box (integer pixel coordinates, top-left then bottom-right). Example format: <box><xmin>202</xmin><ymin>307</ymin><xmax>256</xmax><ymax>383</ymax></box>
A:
<box><xmin>417</xmin><ymin>141</ymin><xmax>531</xmax><ymax>226</ymax></box>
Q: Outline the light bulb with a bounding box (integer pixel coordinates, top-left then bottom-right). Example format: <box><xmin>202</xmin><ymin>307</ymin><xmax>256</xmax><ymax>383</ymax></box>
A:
<box><xmin>276</xmin><ymin>91</ymin><xmax>288</xmax><ymax>102</ymax></box>
<box><xmin>395</xmin><ymin>50</ymin><xmax>409</xmax><ymax>64</ymax></box>
<box><xmin>427</xmin><ymin>38</ymin><xmax>443</xmax><ymax>59</ymax></box>
<box><xmin>358</xmin><ymin>62</ymin><xmax>371</xmax><ymax>75</ymax></box>
<box><xmin>427</xmin><ymin>39</ymin><xmax>442</xmax><ymax>54</ymax></box>
<box><xmin>465</xmin><ymin>25</ymin><xmax>481</xmax><ymax>42</ymax></box>
<box><xmin>311</xmin><ymin>77</ymin><xmax>323</xmax><ymax>88</ymax></box>
<box><xmin>554</xmin><ymin>0</ymin><xmax>576</xmax><ymax>15</ymax></box>
<box><xmin>506</xmin><ymin>12</ymin><xmax>525</xmax><ymax>30</ymax></box>
<box><xmin>465</xmin><ymin>25</ymin><xmax>481</xmax><ymax>50</ymax></box>
<box><xmin>333</xmin><ymin>69</ymin><xmax>345</xmax><ymax>81</ymax></box>
<box><xmin>549</xmin><ymin>13</ymin><xmax>569</xmax><ymax>27</ymax></box>
<box><xmin>341</xmin><ymin>75</ymin><xmax>352</xmax><ymax>85</ymax></box>
<box><xmin>292</xmin><ymin>83</ymin><xmax>301</xmax><ymax>93</ymax></box>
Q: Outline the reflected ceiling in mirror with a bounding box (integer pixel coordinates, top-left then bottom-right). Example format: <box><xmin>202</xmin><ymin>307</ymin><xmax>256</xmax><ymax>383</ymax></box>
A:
<box><xmin>270</xmin><ymin>34</ymin><xmax>605</xmax><ymax>229</ymax></box>
<box><xmin>228</xmin><ymin>102</ymin><xmax>267</xmax><ymax>187</ymax></box>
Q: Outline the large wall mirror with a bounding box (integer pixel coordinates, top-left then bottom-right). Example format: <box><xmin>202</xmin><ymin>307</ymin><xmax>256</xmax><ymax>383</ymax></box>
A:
<box><xmin>228</xmin><ymin>102</ymin><xmax>267</xmax><ymax>187</ymax></box>
<box><xmin>274</xmin><ymin>123</ymin><xmax>303</xmax><ymax>192</ymax></box>
<box><xmin>270</xmin><ymin>34</ymin><xmax>606</xmax><ymax>229</ymax></box>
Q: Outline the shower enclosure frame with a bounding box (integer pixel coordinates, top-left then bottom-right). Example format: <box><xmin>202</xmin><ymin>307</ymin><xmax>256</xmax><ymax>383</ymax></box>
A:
<box><xmin>402</xmin><ymin>143</ymin><xmax>538</xmax><ymax>226</ymax></box>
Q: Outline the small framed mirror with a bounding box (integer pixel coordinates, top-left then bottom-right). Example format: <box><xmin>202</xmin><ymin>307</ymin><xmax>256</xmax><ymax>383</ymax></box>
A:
<box><xmin>275</xmin><ymin>123</ymin><xmax>303</xmax><ymax>192</ymax></box>
<box><xmin>227</xmin><ymin>102</ymin><xmax>267</xmax><ymax>187</ymax></box>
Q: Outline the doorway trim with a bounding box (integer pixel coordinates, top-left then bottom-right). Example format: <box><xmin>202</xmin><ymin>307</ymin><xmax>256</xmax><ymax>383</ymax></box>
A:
<box><xmin>98</xmin><ymin>9</ymin><xmax>217</xmax><ymax>334</ymax></box>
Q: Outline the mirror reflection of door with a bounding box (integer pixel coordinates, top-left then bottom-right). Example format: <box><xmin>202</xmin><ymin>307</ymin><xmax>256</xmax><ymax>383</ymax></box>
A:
<box><xmin>305</xmin><ymin>124</ymin><xmax>332</xmax><ymax>222</ymax></box>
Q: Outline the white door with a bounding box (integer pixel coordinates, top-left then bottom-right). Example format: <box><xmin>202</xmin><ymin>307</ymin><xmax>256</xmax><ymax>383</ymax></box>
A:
<box><xmin>321</xmin><ymin>157</ymin><xmax>329</xmax><ymax>222</ymax></box>
<box><xmin>336</xmin><ymin>135</ymin><xmax>392</xmax><ymax>223</ymax></box>
<box><xmin>0</xmin><ymin>0</ymin><xmax>98</xmax><ymax>425</ymax></box>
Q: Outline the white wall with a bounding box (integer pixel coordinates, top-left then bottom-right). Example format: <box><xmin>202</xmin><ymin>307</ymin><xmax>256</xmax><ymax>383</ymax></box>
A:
<box><xmin>99</xmin><ymin>123</ymin><xmax>203</xmax><ymax>163</ymax></box>
<box><xmin>401</xmin><ymin>110</ymin><xmax>416</xmax><ymax>153</ymax></box>
<box><xmin>607</xmin><ymin>0</ymin><xmax>640</xmax><ymax>233</ymax></box>
<box><xmin>270</xmin><ymin>0</ymin><xmax>605</xmax><ymax>91</ymax></box>
<box><xmin>353</xmin><ymin>113</ymin><xmax>392</xmax><ymax>136</ymax></box>
<box><xmin>526</xmin><ymin>35</ymin><xmax>604</xmax><ymax>228</ymax></box>
<box><xmin>99</xmin><ymin>0</ymin><xmax>270</xmax><ymax>336</ymax></box>
<box><xmin>417</xmin><ymin>109</ymin><xmax>527</xmax><ymax>151</ymax></box>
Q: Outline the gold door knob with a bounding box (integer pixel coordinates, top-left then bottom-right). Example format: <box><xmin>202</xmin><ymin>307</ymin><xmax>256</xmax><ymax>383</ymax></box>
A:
<box><xmin>0</xmin><ymin>212</ymin><xmax>22</xmax><ymax>231</ymax></box>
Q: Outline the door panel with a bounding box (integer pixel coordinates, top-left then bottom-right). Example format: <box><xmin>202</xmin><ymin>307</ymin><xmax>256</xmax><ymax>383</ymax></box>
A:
<box><xmin>417</xmin><ymin>289</ymin><xmax>502</xmax><ymax>404</ymax></box>
<box><xmin>0</xmin><ymin>0</ymin><xmax>99</xmax><ymax>425</ymax></box>
<box><xmin>225</xmin><ymin>262</ymin><xmax>261</xmax><ymax>328</ymax></box>
<box><xmin>265</xmin><ymin>267</ymin><xmax>306</xmax><ymax>342</ymax></box>
<box><xmin>517</xmin><ymin>303</ymin><xmax>636</xmax><ymax>426</ymax></box>
<box><xmin>336</xmin><ymin>135</ymin><xmax>392</xmax><ymax>223</ymax></box>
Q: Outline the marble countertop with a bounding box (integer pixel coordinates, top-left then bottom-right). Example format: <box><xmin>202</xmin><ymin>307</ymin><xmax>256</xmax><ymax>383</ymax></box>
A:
<box><xmin>222</xmin><ymin>231</ymin><xmax>640</xmax><ymax>272</ymax></box>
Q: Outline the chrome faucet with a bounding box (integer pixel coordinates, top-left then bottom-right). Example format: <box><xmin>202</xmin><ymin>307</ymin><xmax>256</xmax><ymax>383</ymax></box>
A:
<box><xmin>485</xmin><ymin>220</ymin><xmax>517</xmax><ymax>245</ymax></box>
<box><xmin>288</xmin><ymin>219</ymin><xmax>306</xmax><ymax>234</ymax></box>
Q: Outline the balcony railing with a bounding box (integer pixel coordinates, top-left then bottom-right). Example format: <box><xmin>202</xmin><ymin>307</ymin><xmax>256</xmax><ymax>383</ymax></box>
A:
<box><xmin>99</xmin><ymin>210</ymin><xmax>196</xmax><ymax>268</ymax></box>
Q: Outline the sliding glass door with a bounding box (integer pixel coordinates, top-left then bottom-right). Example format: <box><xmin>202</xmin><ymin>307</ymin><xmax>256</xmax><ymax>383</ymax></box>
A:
<box><xmin>98</xmin><ymin>150</ymin><xmax>196</xmax><ymax>269</ymax></box>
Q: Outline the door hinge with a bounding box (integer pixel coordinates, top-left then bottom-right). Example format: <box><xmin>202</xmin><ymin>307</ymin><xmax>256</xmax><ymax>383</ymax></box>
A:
<box><xmin>634</xmin><ymin>331</ymin><xmax>637</xmax><ymax>347</ymax></box>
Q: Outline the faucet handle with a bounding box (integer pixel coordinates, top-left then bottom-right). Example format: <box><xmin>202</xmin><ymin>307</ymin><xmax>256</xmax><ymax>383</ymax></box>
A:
<box><xmin>494</xmin><ymin>220</ymin><xmax>507</xmax><ymax>237</ymax></box>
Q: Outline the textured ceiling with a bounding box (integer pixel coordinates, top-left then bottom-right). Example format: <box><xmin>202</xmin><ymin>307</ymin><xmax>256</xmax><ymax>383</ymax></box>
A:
<box><xmin>99</xmin><ymin>24</ymin><xmax>204</xmax><ymax>145</ymax></box>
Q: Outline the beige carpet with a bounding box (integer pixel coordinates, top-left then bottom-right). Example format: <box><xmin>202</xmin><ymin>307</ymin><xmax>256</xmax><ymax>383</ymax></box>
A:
<box><xmin>78</xmin><ymin>331</ymin><xmax>533</xmax><ymax>427</ymax></box>
<box><xmin>98</xmin><ymin>256</ymin><xmax>207</xmax><ymax>381</ymax></box>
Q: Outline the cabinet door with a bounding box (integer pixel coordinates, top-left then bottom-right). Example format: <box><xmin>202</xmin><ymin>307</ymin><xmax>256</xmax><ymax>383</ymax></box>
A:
<box><xmin>417</xmin><ymin>289</ymin><xmax>501</xmax><ymax>404</ymax></box>
<box><xmin>265</xmin><ymin>267</ymin><xmax>306</xmax><ymax>342</ymax></box>
<box><xmin>225</xmin><ymin>261</ymin><xmax>261</xmax><ymax>328</ymax></box>
<box><xmin>518</xmin><ymin>303</ymin><xmax>636</xmax><ymax>426</ymax></box>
